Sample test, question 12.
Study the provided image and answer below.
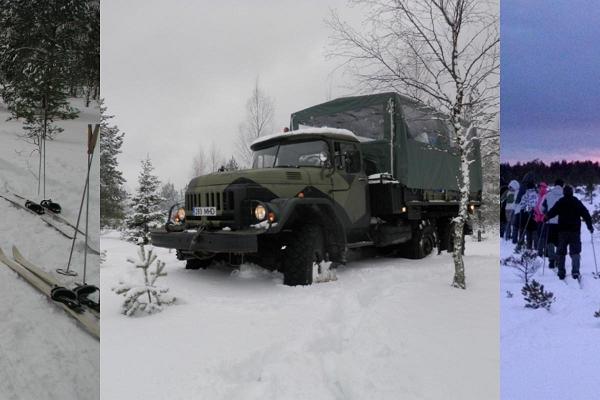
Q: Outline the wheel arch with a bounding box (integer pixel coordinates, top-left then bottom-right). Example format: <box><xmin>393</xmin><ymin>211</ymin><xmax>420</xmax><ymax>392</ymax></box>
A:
<box><xmin>272</xmin><ymin>198</ymin><xmax>347</xmax><ymax>263</ymax></box>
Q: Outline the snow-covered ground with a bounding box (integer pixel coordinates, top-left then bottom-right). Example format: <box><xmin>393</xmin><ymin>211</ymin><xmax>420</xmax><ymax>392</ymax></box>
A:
<box><xmin>101</xmin><ymin>231</ymin><xmax>499</xmax><ymax>400</ymax></box>
<box><xmin>501</xmin><ymin>187</ymin><xmax>600</xmax><ymax>400</ymax></box>
<box><xmin>0</xmin><ymin>99</ymin><xmax>99</xmax><ymax>400</ymax></box>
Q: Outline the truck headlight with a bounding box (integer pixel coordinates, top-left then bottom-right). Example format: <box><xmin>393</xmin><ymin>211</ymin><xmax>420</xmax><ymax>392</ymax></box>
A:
<box><xmin>171</xmin><ymin>207</ymin><xmax>185</xmax><ymax>224</ymax></box>
<box><xmin>175</xmin><ymin>207</ymin><xmax>186</xmax><ymax>222</ymax></box>
<box><xmin>254</xmin><ymin>204</ymin><xmax>267</xmax><ymax>221</ymax></box>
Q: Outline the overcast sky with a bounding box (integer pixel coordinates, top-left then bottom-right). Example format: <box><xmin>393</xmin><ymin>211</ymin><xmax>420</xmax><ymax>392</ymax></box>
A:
<box><xmin>101</xmin><ymin>0</ymin><xmax>364</xmax><ymax>189</ymax></box>
<box><xmin>501</xmin><ymin>0</ymin><xmax>600</xmax><ymax>164</ymax></box>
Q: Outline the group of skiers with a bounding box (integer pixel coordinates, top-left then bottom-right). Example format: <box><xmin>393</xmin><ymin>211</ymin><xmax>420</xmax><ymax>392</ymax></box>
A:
<box><xmin>501</xmin><ymin>176</ymin><xmax>594</xmax><ymax>280</ymax></box>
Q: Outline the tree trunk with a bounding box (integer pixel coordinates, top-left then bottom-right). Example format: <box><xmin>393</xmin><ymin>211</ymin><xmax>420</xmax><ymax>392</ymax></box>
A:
<box><xmin>85</xmin><ymin>86</ymin><xmax>91</xmax><ymax>107</ymax></box>
<box><xmin>450</xmin><ymin>86</ymin><xmax>471</xmax><ymax>289</ymax></box>
<box><xmin>452</xmin><ymin>219</ymin><xmax>466</xmax><ymax>289</ymax></box>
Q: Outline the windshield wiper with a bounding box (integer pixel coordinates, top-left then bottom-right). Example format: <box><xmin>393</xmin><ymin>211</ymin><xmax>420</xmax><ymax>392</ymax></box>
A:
<box><xmin>274</xmin><ymin>165</ymin><xmax>300</xmax><ymax>168</ymax></box>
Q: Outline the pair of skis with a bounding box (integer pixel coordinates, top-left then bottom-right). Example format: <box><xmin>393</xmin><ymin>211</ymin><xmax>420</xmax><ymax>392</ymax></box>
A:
<box><xmin>557</xmin><ymin>272</ymin><xmax>584</xmax><ymax>289</ymax></box>
<box><xmin>549</xmin><ymin>263</ymin><xmax>584</xmax><ymax>289</ymax></box>
<box><xmin>9</xmin><ymin>191</ymin><xmax>73</xmax><ymax>230</ymax></box>
<box><xmin>0</xmin><ymin>192</ymin><xmax>99</xmax><ymax>255</ymax></box>
<box><xmin>0</xmin><ymin>246</ymin><xmax>99</xmax><ymax>339</ymax></box>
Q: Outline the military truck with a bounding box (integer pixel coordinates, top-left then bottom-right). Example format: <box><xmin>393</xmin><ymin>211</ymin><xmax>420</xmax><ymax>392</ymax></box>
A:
<box><xmin>151</xmin><ymin>92</ymin><xmax>482</xmax><ymax>285</ymax></box>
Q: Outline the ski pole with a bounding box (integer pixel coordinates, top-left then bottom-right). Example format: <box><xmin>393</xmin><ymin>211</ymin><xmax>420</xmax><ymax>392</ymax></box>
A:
<box><xmin>57</xmin><ymin>152</ymin><xmax>92</xmax><ymax>276</ymax></box>
<box><xmin>83</xmin><ymin>149</ymin><xmax>90</xmax><ymax>285</ymax></box>
<box><xmin>592</xmin><ymin>234</ymin><xmax>598</xmax><ymax>276</ymax></box>
<box><xmin>518</xmin><ymin>210</ymin><xmax>532</xmax><ymax>248</ymax></box>
<box><xmin>539</xmin><ymin>222</ymin><xmax>547</xmax><ymax>275</ymax></box>
<box><xmin>505</xmin><ymin>210</ymin><xmax>514</xmax><ymax>241</ymax></box>
<box><xmin>58</xmin><ymin>125</ymin><xmax>98</xmax><ymax>276</ymax></box>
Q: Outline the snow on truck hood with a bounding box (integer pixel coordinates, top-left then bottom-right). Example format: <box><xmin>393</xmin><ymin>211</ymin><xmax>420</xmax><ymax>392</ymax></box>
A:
<box><xmin>251</xmin><ymin>127</ymin><xmax>358</xmax><ymax>148</ymax></box>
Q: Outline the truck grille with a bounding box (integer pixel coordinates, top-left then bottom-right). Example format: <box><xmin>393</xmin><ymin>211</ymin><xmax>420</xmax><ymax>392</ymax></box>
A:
<box><xmin>185</xmin><ymin>190</ymin><xmax>235</xmax><ymax>212</ymax></box>
<box><xmin>286</xmin><ymin>171</ymin><xmax>302</xmax><ymax>180</ymax></box>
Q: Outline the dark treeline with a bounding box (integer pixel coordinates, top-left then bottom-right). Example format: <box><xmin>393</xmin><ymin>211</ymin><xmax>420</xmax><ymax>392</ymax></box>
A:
<box><xmin>501</xmin><ymin>160</ymin><xmax>600</xmax><ymax>187</ymax></box>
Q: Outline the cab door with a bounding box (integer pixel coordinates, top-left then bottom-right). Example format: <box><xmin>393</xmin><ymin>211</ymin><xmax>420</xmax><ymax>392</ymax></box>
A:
<box><xmin>331</xmin><ymin>141</ymin><xmax>370</xmax><ymax>238</ymax></box>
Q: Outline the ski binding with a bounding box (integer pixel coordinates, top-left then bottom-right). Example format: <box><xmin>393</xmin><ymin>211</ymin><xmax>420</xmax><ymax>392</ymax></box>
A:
<box><xmin>41</xmin><ymin>199</ymin><xmax>62</xmax><ymax>214</ymax></box>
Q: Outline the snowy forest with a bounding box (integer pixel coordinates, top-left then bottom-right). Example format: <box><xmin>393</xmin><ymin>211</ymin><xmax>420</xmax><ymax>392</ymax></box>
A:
<box><xmin>0</xmin><ymin>0</ymin><xmax>100</xmax><ymax>121</ymax></box>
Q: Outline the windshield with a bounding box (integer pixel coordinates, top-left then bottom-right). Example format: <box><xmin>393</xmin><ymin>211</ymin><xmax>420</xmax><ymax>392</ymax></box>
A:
<box><xmin>252</xmin><ymin>140</ymin><xmax>329</xmax><ymax>169</ymax></box>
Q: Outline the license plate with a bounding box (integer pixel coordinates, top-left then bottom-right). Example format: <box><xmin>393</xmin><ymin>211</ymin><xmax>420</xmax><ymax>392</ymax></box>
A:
<box><xmin>193</xmin><ymin>207</ymin><xmax>217</xmax><ymax>217</ymax></box>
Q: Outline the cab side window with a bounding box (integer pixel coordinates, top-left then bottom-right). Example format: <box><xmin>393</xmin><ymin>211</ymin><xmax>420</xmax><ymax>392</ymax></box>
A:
<box><xmin>334</xmin><ymin>142</ymin><xmax>362</xmax><ymax>174</ymax></box>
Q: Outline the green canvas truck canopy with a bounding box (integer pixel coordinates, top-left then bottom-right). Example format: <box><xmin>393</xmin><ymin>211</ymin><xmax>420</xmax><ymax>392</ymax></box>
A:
<box><xmin>290</xmin><ymin>92</ymin><xmax>483</xmax><ymax>194</ymax></box>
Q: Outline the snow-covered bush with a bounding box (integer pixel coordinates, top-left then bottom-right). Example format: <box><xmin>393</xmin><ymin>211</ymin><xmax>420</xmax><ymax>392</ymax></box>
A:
<box><xmin>112</xmin><ymin>245</ymin><xmax>175</xmax><ymax>316</ymax></box>
<box><xmin>501</xmin><ymin>250</ymin><xmax>540</xmax><ymax>283</ymax></box>
<box><xmin>521</xmin><ymin>280</ymin><xmax>555</xmax><ymax>311</ymax></box>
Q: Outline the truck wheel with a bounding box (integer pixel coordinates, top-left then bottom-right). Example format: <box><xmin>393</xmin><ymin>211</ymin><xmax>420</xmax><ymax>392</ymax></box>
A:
<box><xmin>404</xmin><ymin>220</ymin><xmax>436</xmax><ymax>259</ymax></box>
<box><xmin>185</xmin><ymin>257</ymin><xmax>213</xmax><ymax>270</ymax></box>
<box><xmin>283</xmin><ymin>224</ymin><xmax>325</xmax><ymax>286</ymax></box>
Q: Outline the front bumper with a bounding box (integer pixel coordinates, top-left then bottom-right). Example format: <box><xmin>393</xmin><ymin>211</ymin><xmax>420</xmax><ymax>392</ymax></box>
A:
<box><xmin>150</xmin><ymin>229</ymin><xmax>260</xmax><ymax>253</ymax></box>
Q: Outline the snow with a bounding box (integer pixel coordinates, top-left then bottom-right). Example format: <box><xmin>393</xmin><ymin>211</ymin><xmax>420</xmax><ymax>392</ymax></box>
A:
<box><xmin>101</xmin><ymin>230</ymin><xmax>499</xmax><ymax>400</ymax></box>
<box><xmin>250</xmin><ymin>221</ymin><xmax>277</xmax><ymax>229</ymax></box>
<box><xmin>0</xmin><ymin>99</ymin><xmax>99</xmax><ymax>400</ymax></box>
<box><xmin>501</xmin><ymin>188</ymin><xmax>600</xmax><ymax>400</ymax></box>
<box><xmin>251</xmin><ymin>127</ymin><xmax>357</xmax><ymax>147</ymax></box>
<box><xmin>368</xmin><ymin>172</ymin><xmax>399</xmax><ymax>184</ymax></box>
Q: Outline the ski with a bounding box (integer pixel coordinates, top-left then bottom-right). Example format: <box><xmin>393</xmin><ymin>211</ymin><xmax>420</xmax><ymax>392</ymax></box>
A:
<box><xmin>12</xmin><ymin>246</ymin><xmax>100</xmax><ymax>317</ymax></box>
<box><xmin>576</xmin><ymin>275</ymin><xmax>583</xmax><ymax>289</ymax></box>
<box><xmin>0</xmin><ymin>247</ymin><xmax>99</xmax><ymax>339</ymax></box>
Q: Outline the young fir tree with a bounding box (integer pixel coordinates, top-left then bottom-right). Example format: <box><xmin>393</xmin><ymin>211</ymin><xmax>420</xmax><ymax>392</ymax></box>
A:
<box><xmin>100</xmin><ymin>101</ymin><xmax>127</xmax><ymax>228</ymax></box>
<box><xmin>112</xmin><ymin>245</ymin><xmax>175</xmax><ymax>316</ymax></box>
<box><xmin>123</xmin><ymin>156</ymin><xmax>165</xmax><ymax>243</ymax></box>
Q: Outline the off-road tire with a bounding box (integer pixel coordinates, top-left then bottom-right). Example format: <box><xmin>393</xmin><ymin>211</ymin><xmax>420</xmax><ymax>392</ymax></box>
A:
<box><xmin>185</xmin><ymin>257</ymin><xmax>212</xmax><ymax>270</ymax></box>
<box><xmin>402</xmin><ymin>220</ymin><xmax>436</xmax><ymax>259</ymax></box>
<box><xmin>283</xmin><ymin>224</ymin><xmax>325</xmax><ymax>286</ymax></box>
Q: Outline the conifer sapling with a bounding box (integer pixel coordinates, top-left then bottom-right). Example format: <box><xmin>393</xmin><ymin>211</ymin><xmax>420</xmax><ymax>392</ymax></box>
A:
<box><xmin>521</xmin><ymin>280</ymin><xmax>555</xmax><ymax>311</ymax></box>
<box><xmin>112</xmin><ymin>245</ymin><xmax>175</xmax><ymax>316</ymax></box>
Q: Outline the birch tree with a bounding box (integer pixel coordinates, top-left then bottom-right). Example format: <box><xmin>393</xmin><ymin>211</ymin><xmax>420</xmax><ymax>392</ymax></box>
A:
<box><xmin>235</xmin><ymin>78</ymin><xmax>274</xmax><ymax>168</ymax></box>
<box><xmin>190</xmin><ymin>147</ymin><xmax>208</xmax><ymax>178</ymax></box>
<box><xmin>328</xmin><ymin>0</ymin><xmax>499</xmax><ymax>289</ymax></box>
<box><xmin>208</xmin><ymin>141</ymin><xmax>224</xmax><ymax>173</ymax></box>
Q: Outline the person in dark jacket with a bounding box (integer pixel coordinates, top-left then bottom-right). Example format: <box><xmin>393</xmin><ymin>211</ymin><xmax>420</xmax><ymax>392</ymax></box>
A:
<box><xmin>544</xmin><ymin>185</ymin><xmax>594</xmax><ymax>280</ymax></box>
<box><xmin>541</xmin><ymin>179</ymin><xmax>564</xmax><ymax>269</ymax></box>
